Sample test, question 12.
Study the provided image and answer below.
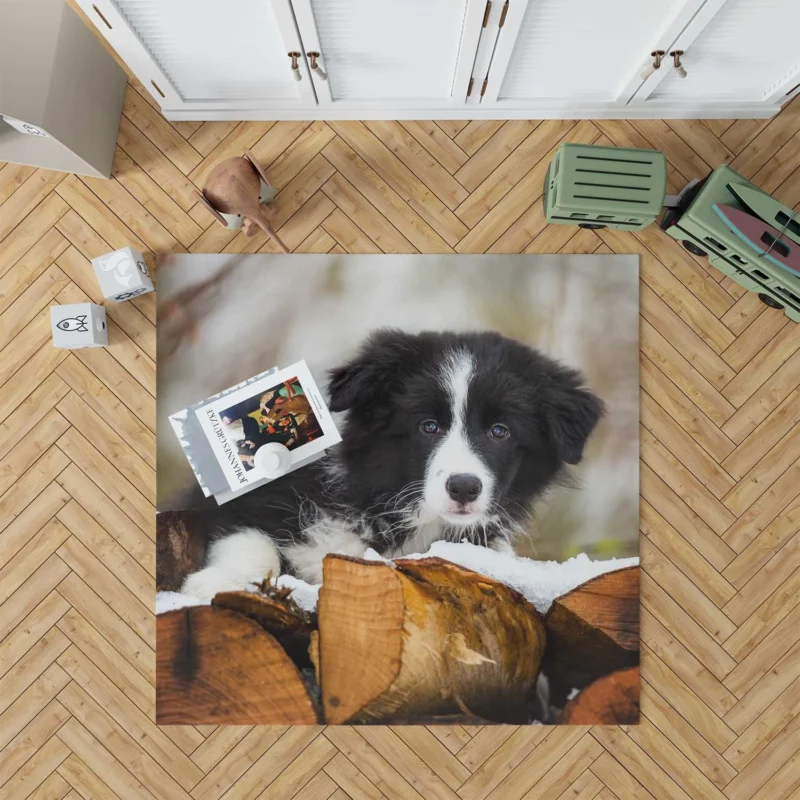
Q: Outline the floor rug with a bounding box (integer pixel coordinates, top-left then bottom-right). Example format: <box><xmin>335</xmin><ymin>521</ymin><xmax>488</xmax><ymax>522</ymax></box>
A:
<box><xmin>155</xmin><ymin>253</ymin><xmax>639</xmax><ymax>726</ymax></box>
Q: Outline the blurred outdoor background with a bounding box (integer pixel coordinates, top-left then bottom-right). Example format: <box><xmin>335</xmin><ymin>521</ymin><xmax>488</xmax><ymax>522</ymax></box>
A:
<box><xmin>157</xmin><ymin>254</ymin><xmax>639</xmax><ymax>560</ymax></box>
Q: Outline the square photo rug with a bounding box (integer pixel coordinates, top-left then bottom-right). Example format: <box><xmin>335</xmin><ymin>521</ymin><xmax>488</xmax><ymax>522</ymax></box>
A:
<box><xmin>155</xmin><ymin>253</ymin><xmax>639</xmax><ymax>726</ymax></box>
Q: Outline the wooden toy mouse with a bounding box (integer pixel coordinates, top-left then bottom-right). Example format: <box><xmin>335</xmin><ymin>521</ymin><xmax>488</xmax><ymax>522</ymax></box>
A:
<box><xmin>198</xmin><ymin>149</ymin><xmax>289</xmax><ymax>253</ymax></box>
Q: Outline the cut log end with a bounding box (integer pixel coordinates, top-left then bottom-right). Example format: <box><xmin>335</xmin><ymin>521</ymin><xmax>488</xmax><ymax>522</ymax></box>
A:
<box><xmin>318</xmin><ymin>557</ymin><xmax>405</xmax><ymax>724</ymax></box>
<box><xmin>544</xmin><ymin>566</ymin><xmax>639</xmax><ymax>707</ymax></box>
<box><xmin>212</xmin><ymin>588</ymin><xmax>317</xmax><ymax>668</ymax></box>
<box><xmin>561</xmin><ymin>667</ymin><xmax>640</xmax><ymax>724</ymax></box>
<box><xmin>156</xmin><ymin>606</ymin><xmax>317</xmax><ymax>724</ymax></box>
<box><xmin>318</xmin><ymin>554</ymin><xmax>546</xmax><ymax>725</ymax></box>
<box><xmin>156</xmin><ymin>554</ymin><xmax>639</xmax><ymax>726</ymax></box>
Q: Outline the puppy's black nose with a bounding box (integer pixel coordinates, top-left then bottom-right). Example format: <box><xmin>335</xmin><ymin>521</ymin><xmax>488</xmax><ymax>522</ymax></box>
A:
<box><xmin>446</xmin><ymin>473</ymin><xmax>482</xmax><ymax>503</ymax></box>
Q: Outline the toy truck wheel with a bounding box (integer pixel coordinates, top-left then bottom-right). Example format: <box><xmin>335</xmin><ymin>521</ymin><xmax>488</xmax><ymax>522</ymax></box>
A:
<box><xmin>681</xmin><ymin>240</ymin><xmax>707</xmax><ymax>257</ymax></box>
<box><xmin>758</xmin><ymin>293</ymin><xmax>784</xmax><ymax>310</ymax></box>
<box><xmin>578</xmin><ymin>223</ymin><xmax>606</xmax><ymax>230</ymax></box>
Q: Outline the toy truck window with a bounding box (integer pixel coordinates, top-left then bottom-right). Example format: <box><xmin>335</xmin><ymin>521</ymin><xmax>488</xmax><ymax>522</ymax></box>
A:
<box><xmin>777</xmin><ymin>287</ymin><xmax>800</xmax><ymax>306</ymax></box>
<box><xmin>760</xmin><ymin>233</ymin><xmax>791</xmax><ymax>259</ymax></box>
<box><xmin>776</xmin><ymin>212</ymin><xmax>800</xmax><ymax>239</ymax></box>
<box><xmin>704</xmin><ymin>236</ymin><xmax>727</xmax><ymax>251</ymax></box>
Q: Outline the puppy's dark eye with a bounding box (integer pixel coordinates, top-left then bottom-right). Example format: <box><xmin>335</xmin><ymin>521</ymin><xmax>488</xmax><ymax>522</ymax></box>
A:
<box><xmin>420</xmin><ymin>419</ymin><xmax>440</xmax><ymax>435</ymax></box>
<box><xmin>490</xmin><ymin>423</ymin><xmax>510</xmax><ymax>439</ymax></box>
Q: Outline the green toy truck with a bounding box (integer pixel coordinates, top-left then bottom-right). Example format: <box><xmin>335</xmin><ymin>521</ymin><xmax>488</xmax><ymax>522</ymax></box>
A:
<box><xmin>543</xmin><ymin>143</ymin><xmax>666</xmax><ymax>231</ymax></box>
<box><xmin>660</xmin><ymin>165</ymin><xmax>800</xmax><ymax>322</ymax></box>
<box><xmin>544</xmin><ymin>143</ymin><xmax>800</xmax><ymax>322</ymax></box>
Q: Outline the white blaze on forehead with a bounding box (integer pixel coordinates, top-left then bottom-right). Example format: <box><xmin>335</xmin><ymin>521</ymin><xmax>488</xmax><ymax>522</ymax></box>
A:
<box><xmin>423</xmin><ymin>349</ymin><xmax>494</xmax><ymax>522</ymax></box>
<box><xmin>442</xmin><ymin>349</ymin><xmax>474</xmax><ymax>429</ymax></box>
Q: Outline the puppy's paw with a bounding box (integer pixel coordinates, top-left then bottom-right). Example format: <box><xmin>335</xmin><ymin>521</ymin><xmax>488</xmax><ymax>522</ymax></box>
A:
<box><xmin>181</xmin><ymin>568</ymin><xmax>248</xmax><ymax>602</ymax></box>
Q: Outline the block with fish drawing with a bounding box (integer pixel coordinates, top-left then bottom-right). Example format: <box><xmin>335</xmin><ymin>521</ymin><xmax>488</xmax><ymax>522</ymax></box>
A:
<box><xmin>91</xmin><ymin>246</ymin><xmax>154</xmax><ymax>302</ymax></box>
<box><xmin>50</xmin><ymin>303</ymin><xmax>107</xmax><ymax>349</ymax></box>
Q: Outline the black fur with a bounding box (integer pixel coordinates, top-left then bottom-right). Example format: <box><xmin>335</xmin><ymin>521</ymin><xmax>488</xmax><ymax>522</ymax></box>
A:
<box><xmin>158</xmin><ymin>329</ymin><xmax>603</xmax><ymax>589</ymax></box>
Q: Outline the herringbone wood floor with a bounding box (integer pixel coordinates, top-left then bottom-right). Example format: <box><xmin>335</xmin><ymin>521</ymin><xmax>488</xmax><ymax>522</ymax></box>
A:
<box><xmin>2</xmin><ymin>71</ymin><xmax>800</xmax><ymax>799</ymax></box>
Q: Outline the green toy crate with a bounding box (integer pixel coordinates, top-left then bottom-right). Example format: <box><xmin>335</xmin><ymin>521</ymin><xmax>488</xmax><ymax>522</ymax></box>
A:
<box><xmin>544</xmin><ymin>143</ymin><xmax>667</xmax><ymax>231</ymax></box>
<box><xmin>660</xmin><ymin>164</ymin><xmax>800</xmax><ymax>323</ymax></box>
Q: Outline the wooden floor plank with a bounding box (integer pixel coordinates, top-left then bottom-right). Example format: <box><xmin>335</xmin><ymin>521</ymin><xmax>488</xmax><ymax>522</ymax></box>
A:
<box><xmin>262</xmin><ymin>121</ymin><xmax>336</xmax><ymax>191</ymax></box>
<box><xmin>56</xmin><ymin>392</ymin><xmax>154</xmax><ymax>503</ymax></box>
<box><xmin>400</xmin><ymin>121</ymin><xmax>469</xmax><ymax>175</ymax></box>
<box><xmin>56</xmin><ymin>716</ymin><xmax>158</xmax><ymax>800</ymax></box>
<box><xmin>454</xmin><ymin>121</ymin><xmax>538</xmax><ymax>192</ymax></box>
<box><xmin>640</xmin><ymin>500</ymin><xmax>735</xmax><ymax>609</ymax></box>
<box><xmin>56</xmin><ymin>658</ymin><xmax>202</xmax><ymax>794</ymax></box>
<box><xmin>454</xmin><ymin>121</ymin><xmax>506</xmax><ymax>156</ymax></box>
<box><xmin>639</xmin><ymin>357</ymin><xmax>735</xmax><ymax>464</ymax></box>
<box><xmin>0</xmin><ymin>163</ymin><xmax>37</xmax><ymax>205</ymax></box>
<box><xmin>116</xmin><ymin>116</ymin><xmax>201</xmax><ymax>212</ymax></box>
<box><xmin>56</xmin><ymin>427</ymin><xmax>154</xmax><ymax>537</ymax></box>
<box><xmin>0</xmin><ymin>670</ymin><xmax>69</xmax><ymax>753</ymax></box>
<box><xmin>189</xmin><ymin>727</ymin><xmax>286</xmax><ymax>800</ymax></box>
<box><xmin>55</xmin><ymin>464</ymin><xmax>155</xmax><ymax>574</ymax></box>
<box><xmin>457</xmin><ymin>121</ymin><xmax>594</xmax><ymax>245</ymax></box>
<box><xmin>0</xmin><ymin>170</ymin><xmax>66</xmax><ymax>243</ymax></box>
<box><xmin>0</xmin><ymin>555</ymin><xmax>70</xmax><ymax>643</ymax></box>
<box><xmin>641</xmin><ymin>538</ymin><xmax>736</xmax><ymax>644</ymax></box>
<box><xmin>723</xmin><ymin>534</ymin><xmax>800</xmax><ymax>624</ymax></box>
<box><xmin>2</xmin><ymin>68</ymin><xmax>800</xmax><ymax>800</ymax></box>
<box><xmin>364</xmin><ymin>120</ymin><xmax>468</xmax><ymax>210</ymax></box>
<box><xmin>0</xmin><ymin>192</ymin><xmax>70</xmax><ymax>280</ymax></box>
<box><xmin>111</xmin><ymin>147</ymin><xmax>203</xmax><ymax>248</ymax></box>
<box><xmin>122</xmin><ymin>85</ymin><xmax>202</xmax><ymax>175</ymax></box>
<box><xmin>639</xmin><ymin>679</ymin><xmax>737</xmax><ymax>790</ymax></box>
<box><xmin>328</xmin><ymin>122</ymin><xmax>467</xmax><ymax>246</ymax></box>
<box><xmin>57</xmin><ymin>753</ymin><xmax>122</xmax><ymax>800</ymax></box>
<box><xmin>0</xmin><ymin>695</ymin><xmax>70</xmax><ymax>787</ymax></box>
<box><xmin>641</xmin><ymin>392</ymin><xmax>736</xmax><ymax>501</ymax></box>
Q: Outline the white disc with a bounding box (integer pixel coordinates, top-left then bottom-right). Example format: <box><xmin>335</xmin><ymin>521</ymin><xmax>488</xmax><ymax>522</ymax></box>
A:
<box><xmin>254</xmin><ymin>442</ymin><xmax>291</xmax><ymax>478</ymax></box>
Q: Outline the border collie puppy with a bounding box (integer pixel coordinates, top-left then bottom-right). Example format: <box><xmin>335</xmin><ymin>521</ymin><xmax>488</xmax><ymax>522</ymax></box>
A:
<box><xmin>174</xmin><ymin>329</ymin><xmax>603</xmax><ymax>600</ymax></box>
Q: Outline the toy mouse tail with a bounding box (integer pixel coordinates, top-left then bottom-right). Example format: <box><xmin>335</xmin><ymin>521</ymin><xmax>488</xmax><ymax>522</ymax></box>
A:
<box><xmin>254</xmin><ymin>213</ymin><xmax>290</xmax><ymax>253</ymax></box>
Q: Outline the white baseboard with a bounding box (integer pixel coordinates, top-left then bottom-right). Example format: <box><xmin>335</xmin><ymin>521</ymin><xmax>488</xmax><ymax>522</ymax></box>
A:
<box><xmin>162</xmin><ymin>103</ymin><xmax>780</xmax><ymax>122</ymax></box>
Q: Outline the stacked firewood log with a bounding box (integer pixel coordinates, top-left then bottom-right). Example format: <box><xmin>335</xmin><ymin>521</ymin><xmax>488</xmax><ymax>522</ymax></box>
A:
<box><xmin>157</xmin><ymin>554</ymin><xmax>639</xmax><ymax>725</ymax></box>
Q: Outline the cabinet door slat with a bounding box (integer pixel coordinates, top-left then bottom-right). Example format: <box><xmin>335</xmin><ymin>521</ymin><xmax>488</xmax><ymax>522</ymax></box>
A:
<box><xmin>651</xmin><ymin>0</ymin><xmax>800</xmax><ymax>101</ymax></box>
<box><xmin>305</xmin><ymin>0</ymin><xmax>469</xmax><ymax>101</ymax></box>
<box><xmin>497</xmin><ymin>0</ymin><xmax>687</xmax><ymax>101</ymax></box>
<box><xmin>113</xmin><ymin>0</ymin><xmax>300</xmax><ymax>101</ymax></box>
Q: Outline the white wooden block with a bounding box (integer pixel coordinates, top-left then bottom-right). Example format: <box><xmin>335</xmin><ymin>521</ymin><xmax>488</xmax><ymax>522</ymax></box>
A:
<box><xmin>51</xmin><ymin>303</ymin><xmax>108</xmax><ymax>348</ymax></box>
<box><xmin>91</xmin><ymin>246</ymin><xmax>154</xmax><ymax>302</ymax></box>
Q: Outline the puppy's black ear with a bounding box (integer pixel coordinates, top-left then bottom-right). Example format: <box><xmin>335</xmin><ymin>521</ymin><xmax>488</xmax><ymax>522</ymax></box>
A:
<box><xmin>328</xmin><ymin>329</ymin><xmax>423</xmax><ymax>413</ymax></box>
<box><xmin>543</xmin><ymin>363</ymin><xmax>605</xmax><ymax>465</ymax></box>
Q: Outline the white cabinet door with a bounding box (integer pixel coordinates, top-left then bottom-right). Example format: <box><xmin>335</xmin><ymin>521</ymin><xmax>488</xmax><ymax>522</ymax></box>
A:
<box><xmin>76</xmin><ymin>0</ymin><xmax>316</xmax><ymax>113</ymax></box>
<box><xmin>632</xmin><ymin>0</ymin><xmax>800</xmax><ymax>110</ymax></box>
<box><xmin>478</xmin><ymin>0</ymin><xmax>705</xmax><ymax>112</ymax></box>
<box><xmin>289</xmin><ymin>0</ymin><xmax>486</xmax><ymax>109</ymax></box>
